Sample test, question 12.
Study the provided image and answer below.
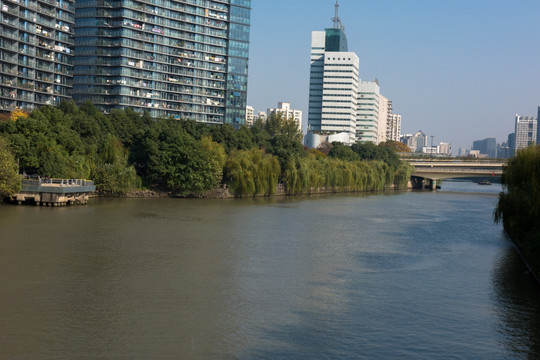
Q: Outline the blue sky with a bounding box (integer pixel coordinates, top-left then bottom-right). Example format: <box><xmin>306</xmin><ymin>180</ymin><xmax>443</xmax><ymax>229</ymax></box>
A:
<box><xmin>246</xmin><ymin>0</ymin><xmax>540</xmax><ymax>152</ymax></box>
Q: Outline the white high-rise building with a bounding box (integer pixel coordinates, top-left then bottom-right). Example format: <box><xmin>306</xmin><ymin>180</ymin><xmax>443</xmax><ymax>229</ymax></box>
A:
<box><xmin>387</xmin><ymin>114</ymin><xmax>402</xmax><ymax>142</ymax></box>
<box><xmin>356</xmin><ymin>81</ymin><xmax>380</xmax><ymax>143</ymax></box>
<box><xmin>267</xmin><ymin>102</ymin><xmax>303</xmax><ymax>132</ymax></box>
<box><xmin>307</xmin><ymin>2</ymin><xmax>359</xmax><ymax>144</ymax></box>
<box><xmin>256</xmin><ymin>111</ymin><xmax>267</xmax><ymax>123</ymax></box>
<box><xmin>514</xmin><ymin>114</ymin><xmax>537</xmax><ymax>151</ymax></box>
<box><xmin>245</xmin><ymin>106</ymin><xmax>254</xmax><ymax>127</ymax></box>
<box><xmin>386</xmin><ymin>100</ymin><xmax>402</xmax><ymax>142</ymax></box>
<box><xmin>377</xmin><ymin>94</ymin><xmax>388</xmax><ymax>144</ymax></box>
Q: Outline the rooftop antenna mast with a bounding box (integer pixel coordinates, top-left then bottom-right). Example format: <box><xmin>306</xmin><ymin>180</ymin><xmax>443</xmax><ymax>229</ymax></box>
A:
<box><xmin>332</xmin><ymin>0</ymin><xmax>345</xmax><ymax>32</ymax></box>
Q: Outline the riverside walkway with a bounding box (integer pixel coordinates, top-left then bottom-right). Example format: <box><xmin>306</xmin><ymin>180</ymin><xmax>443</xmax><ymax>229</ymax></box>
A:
<box><xmin>10</xmin><ymin>178</ymin><xmax>96</xmax><ymax>206</ymax></box>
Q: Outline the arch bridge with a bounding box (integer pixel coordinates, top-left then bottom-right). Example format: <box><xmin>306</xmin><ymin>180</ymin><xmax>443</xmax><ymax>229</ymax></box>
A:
<box><xmin>405</xmin><ymin>159</ymin><xmax>505</xmax><ymax>190</ymax></box>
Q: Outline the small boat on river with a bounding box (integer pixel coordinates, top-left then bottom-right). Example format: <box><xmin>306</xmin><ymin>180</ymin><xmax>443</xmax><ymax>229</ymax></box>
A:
<box><xmin>476</xmin><ymin>180</ymin><xmax>492</xmax><ymax>185</ymax></box>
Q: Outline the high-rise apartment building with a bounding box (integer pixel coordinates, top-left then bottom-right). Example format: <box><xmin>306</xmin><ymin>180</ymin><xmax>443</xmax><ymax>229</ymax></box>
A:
<box><xmin>377</xmin><ymin>94</ymin><xmax>388</xmax><ymax>144</ymax></box>
<box><xmin>245</xmin><ymin>104</ymin><xmax>253</xmax><ymax>127</ymax></box>
<box><xmin>267</xmin><ymin>102</ymin><xmax>302</xmax><ymax>132</ymax></box>
<box><xmin>385</xmin><ymin>100</ymin><xmax>401</xmax><ymax>142</ymax></box>
<box><xmin>72</xmin><ymin>0</ymin><xmax>251</xmax><ymax>126</ymax></box>
<box><xmin>0</xmin><ymin>0</ymin><xmax>75</xmax><ymax>112</ymax></box>
<box><xmin>514</xmin><ymin>114</ymin><xmax>537</xmax><ymax>151</ymax></box>
<box><xmin>307</xmin><ymin>2</ymin><xmax>359</xmax><ymax>144</ymax></box>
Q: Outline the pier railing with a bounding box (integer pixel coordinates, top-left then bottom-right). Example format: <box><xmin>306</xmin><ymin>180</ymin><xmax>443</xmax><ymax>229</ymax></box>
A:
<box><xmin>21</xmin><ymin>178</ymin><xmax>96</xmax><ymax>193</ymax></box>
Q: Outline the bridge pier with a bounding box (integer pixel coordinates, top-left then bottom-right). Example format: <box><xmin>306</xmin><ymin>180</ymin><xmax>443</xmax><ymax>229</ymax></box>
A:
<box><xmin>410</xmin><ymin>176</ymin><xmax>439</xmax><ymax>191</ymax></box>
<box><xmin>427</xmin><ymin>179</ymin><xmax>437</xmax><ymax>191</ymax></box>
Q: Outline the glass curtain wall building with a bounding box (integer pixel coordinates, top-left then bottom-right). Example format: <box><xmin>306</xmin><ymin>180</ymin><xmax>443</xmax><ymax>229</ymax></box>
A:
<box><xmin>73</xmin><ymin>0</ymin><xmax>250</xmax><ymax>126</ymax></box>
<box><xmin>0</xmin><ymin>0</ymin><xmax>74</xmax><ymax>112</ymax></box>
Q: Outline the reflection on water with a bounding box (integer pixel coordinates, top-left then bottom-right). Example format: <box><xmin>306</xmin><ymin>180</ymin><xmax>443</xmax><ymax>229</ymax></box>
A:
<box><xmin>0</xmin><ymin>183</ymin><xmax>539</xmax><ymax>359</ymax></box>
<box><xmin>492</xmin><ymin>245</ymin><xmax>540</xmax><ymax>357</ymax></box>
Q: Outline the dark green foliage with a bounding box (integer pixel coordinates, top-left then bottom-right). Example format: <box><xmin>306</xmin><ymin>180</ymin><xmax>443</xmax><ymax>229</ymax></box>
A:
<box><xmin>495</xmin><ymin>145</ymin><xmax>540</xmax><ymax>273</ymax></box>
<box><xmin>0</xmin><ymin>136</ymin><xmax>20</xmax><ymax>197</ymax></box>
<box><xmin>131</xmin><ymin>120</ymin><xmax>218</xmax><ymax>196</ymax></box>
<box><xmin>0</xmin><ymin>102</ymin><xmax>414</xmax><ymax>198</ymax></box>
<box><xmin>350</xmin><ymin>142</ymin><xmax>400</xmax><ymax>169</ymax></box>
<box><xmin>0</xmin><ymin>102</ymin><xmax>138</xmax><ymax>194</ymax></box>
<box><xmin>91</xmin><ymin>135</ymin><xmax>140</xmax><ymax>194</ymax></box>
<box><xmin>329</xmin><ymin>143</ymin><xmax>360</xmax><ymax>162</ymax></box>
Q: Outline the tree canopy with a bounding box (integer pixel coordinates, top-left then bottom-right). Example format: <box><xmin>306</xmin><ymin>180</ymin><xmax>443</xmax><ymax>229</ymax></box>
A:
<box><xmin>0</xmin><ymin>101</ymin><xmax>412</xmax><ymax>197</ymax></box>
<box><xmin>0</xmin><ymin>136</ymin><xmax>20</xmax><ymax>197</ymax></box>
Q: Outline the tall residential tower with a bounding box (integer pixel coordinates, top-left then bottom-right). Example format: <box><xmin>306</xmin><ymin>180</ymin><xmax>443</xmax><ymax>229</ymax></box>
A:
<box><xmin>0</xmin><ymin>0</ymin><xmax>75</xmax><ymax>112</ymax></box>
<box><xmin>73</xmin><ymin>0</ymin><xmax>251</xmax><ymax>126</ymax></box>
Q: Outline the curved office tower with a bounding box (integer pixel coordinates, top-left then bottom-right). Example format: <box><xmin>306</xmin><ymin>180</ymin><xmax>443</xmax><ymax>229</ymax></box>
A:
<box><xmin>0</xmin><ymin>0</ymin><xmax>74</xmax><ymax>112</ymax></box>
<box><xmin>73</xmin><ymin>0</ymin><xmax>250</xmax><ymax>126</ymax></box>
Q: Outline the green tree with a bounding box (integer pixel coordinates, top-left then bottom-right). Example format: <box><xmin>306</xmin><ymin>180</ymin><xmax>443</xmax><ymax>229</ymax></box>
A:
<box><xmin>495</xmin><ymin>145</ymin><xmax>540</xmax><ymax>272</ymax></box>
<box><xmin>131</xmin><ymin>120</ymin><xmax>216</xmax><ymax>196</ymax></box>
<box><xmin>92</xmin><ymin>135</ymin><xmax>140</xmax><ymax>195</ymax></box>
<box><xmin>329</xmin><ymin>142</ymin><xmax>360</xmax><ymax>162</ymax></box>
<box><xmin>381</xmin><ymin>140</ymin><xmax>411</xmax><ymax>153</ymax></box>
<box><xmin>0</xmin><ymin>136</ymin><xmax>20</xmax><ymax>197</ymax></box>
<box><xmin>224</xmin><ymin>148</ymin><xmax>280</xmax><ymax>197</ymax></box>
<box><xmin>201</xmin><ymin>136</ymin><xmax>227</xmax><ymax>188</ymax></box>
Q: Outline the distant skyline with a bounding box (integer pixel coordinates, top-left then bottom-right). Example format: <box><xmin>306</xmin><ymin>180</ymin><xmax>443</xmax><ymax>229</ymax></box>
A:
<box><xmin>246</xmin><ymin>0</ymin><xmax>540</xmax><ymax>152</ymax></box>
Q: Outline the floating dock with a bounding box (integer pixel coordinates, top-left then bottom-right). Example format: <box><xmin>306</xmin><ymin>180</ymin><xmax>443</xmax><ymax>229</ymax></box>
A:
<box><xmin>10</xmin><ymin>178</ymin><xmax>96</xmax><ymax>206</ymax></box>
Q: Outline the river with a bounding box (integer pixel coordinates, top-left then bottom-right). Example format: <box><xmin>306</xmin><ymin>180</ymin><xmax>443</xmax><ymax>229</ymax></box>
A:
<box><xmin>1</xmin><ymin>180</ymin><xmax>539</xmax><ymax>359</ymax></box>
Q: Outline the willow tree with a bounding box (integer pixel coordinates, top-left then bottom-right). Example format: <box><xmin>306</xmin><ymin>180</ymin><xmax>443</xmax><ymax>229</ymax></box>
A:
<box><xmin>495</xmin><ymin>145</ymin><xmax>540</xmax><ymax>272</ymax></box>
<box><xmin>225</xmin><ymin>148</ymin><xmax>280</xmax><ymax>197</ymax></box>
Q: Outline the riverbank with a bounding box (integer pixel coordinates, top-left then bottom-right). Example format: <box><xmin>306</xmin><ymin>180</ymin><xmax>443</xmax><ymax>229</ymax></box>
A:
<box><xmin>494</xmin><ymin>145</ymin><xmax>540</xmax><ymax>286</ymax></box>
<box><xmin>121</xmin><ymin>182</ymin><xmax>408</xmax><ymax>199</ymax></box>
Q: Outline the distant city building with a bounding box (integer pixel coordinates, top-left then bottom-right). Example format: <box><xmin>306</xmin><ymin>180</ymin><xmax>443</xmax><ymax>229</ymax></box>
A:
<box><xmin>458</xmin><ymin>148</ymin><xmax>468</xmax><ymax>157</ymax></box>
<box><xmin>377</xmin><ymin>94</ymin><xmax>388</xmax><ymax>144</ymax></box>
<box><xmin>514</xmin><ymin>114</ymin><xmax>537</xmax><ymax>152</ymax></box>
<box><xmin>245</xmin><ymin>105</ymin><xmax>254</xmax><ymax>127</ymax></box>
<box><xmin>507</xmin><ymin>133</ymin><xmax>516</xmax><ymax>157</ymax></box>
<box><xmin>356</xmin><ymin>80</ymin><xmax>380</xmax><ymax>143</ymax></box>
<box><xmin>386</xmin><ymin>100</ymin><xmax>402</xmax><ymax>142</ymax></box>
<box><xmin>468</xmin><ymin>149</ymin><xmax>488</xmax><ymax>158</ymax></box>
<box><xmin>497</xmin><ymin>141</ymin><xmax>512</xmax><ymax>159</ymax></box>
<box><xmin>401</xmin><ymin>131</ymin><xmax>427</xmax><ymax>153</ymax></box>
<box><xmin>267</xmin><ymin>102</ymin><xmax>302</xmax><ymax>132</ymax></box>
<box><xmin>438</xmin><ymin>142</ymin><xmax>452</xmax><ymax>156</ymax></box>
<box><xmin>0</xmin><ymin>0</ymin><xmax>75</xmax><ymax>112</ymax></box>
<box><xmin>472</xmin><ymin>138</ymin><xmax>497</xmax><ymax>158</ymax></box>
<box><xmin>255</xmin><ymin>111</ymin><xmax>267</xmax><ymax>123</ymax></box>
<box><xmin>72</xmin><ymin>0</ymin><xmax>251</xmax><ymax>127</ymax></box>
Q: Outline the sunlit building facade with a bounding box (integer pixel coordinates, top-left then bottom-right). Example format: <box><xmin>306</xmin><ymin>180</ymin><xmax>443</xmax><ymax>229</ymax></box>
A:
<box><xmin>356</xmin><ymin>80</ymin><xmax>380</xmax><ymax>143</ymax></box>
<box><xmin>0</xmin><ymin>0</ymin><xmax>75</xmax><ymax>112</ymax></box>
<box><xmin>514</xmin><ymin>114</ymin><xmax>537</xmax><ymax>152</ymax></box>
<box><xmin>267</xmin><ymin>101</ymin><xmax>302</xmax><ymax>132</ymax></box>
<box><xmin>308</xmin><ymin>28</ymin><xmax>359</xmax><ymax>144</ymax></box>
<box><xmin>73</xmin><ymin>0</ymin><xmax>250</xmax><ymax>126</ymax></box>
